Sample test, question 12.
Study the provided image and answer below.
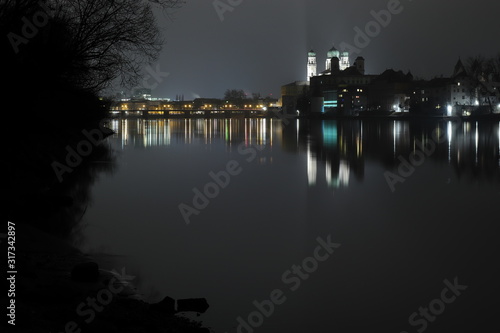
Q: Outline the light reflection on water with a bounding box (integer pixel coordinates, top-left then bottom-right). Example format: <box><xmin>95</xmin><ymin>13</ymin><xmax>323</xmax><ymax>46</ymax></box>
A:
<box><xmin>80</xmin><ymin>117</ymin><xmax>499</xmax><ymax>333</ymax></box>
<box><xmin>107</xmin><ymin>118</ymin><xmax>500</xmax><ymax>184</ymax></box>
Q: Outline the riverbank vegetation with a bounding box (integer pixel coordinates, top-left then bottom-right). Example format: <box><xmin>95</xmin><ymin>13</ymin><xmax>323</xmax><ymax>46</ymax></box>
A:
<box><xmin>1</xmin><ymin>0</ymin><xmax>182</xmax><ymax>127</ymax></box>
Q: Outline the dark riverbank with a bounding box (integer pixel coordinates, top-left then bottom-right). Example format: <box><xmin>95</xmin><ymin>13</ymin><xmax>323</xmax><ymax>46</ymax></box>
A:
<box><xmin>6</xmin><ymin>116</ymin><xmax>212</xmax><ymax>332</ymax></box>
<box><xmin>11</xmin><ymin>222</ymin><xmax>211</xmax><ymax>333</ymax></box>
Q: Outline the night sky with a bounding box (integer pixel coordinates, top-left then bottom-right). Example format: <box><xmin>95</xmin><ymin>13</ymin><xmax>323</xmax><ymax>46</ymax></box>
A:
<box><xmin>152</xmin><ymin>0</ymin><xmax>500</xmax><ymax>100</ymax></box>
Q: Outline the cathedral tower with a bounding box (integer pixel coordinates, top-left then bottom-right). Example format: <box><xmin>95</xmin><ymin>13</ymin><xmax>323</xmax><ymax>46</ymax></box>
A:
<box><xmin>307</xmin><ymin>50</ymin><xmax>317</xmax><ymax>82</ymax></box>
<box><xmin>326</xmin><ymin>45</ymin><xmax>349</xmax><ymax>71</ymax></box>
<box><xmin>326</xmin><ymin>46</ymin><xmax>340</xmax><ymax>71</ymax></box>
<box><xmin>339</xmin><ymin>51</ymin><xmax>350</xmax><ymax>71</ymax></box>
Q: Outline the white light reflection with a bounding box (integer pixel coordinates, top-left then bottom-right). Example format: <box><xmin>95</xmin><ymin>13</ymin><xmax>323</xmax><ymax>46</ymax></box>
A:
<box><xmin>307</xmin><ymin>143</ymin><xmax>317</xmax><ymax>186</ymax></box>
<box><xmin>359</xmin><ymin>121</ymin><xmax>363</xmax><ymax>157</ymax></box>
<box><xmin>296</xmin><ymin>119</ymin><xmax>300</xmax><ymax>145</ymax></box>
<box><xmin>109</xmin><ymin>119</ymin><xmax>119</xmax><ymax>134</ymax></box>
<box><xmin>143</xmin><ymin>120</ymin><xmax>149</xmax><ymax>147</ymax></box>
<box><xmin>204</xmin><ymin>120</ymin><xmax>208</xmax><ymax>144</ymax></box>
<box><xmin>164</xmin><ymin>120</ymin><xmax>171</xmax><ymax>146</ymax></box>
<box><xmin>475</xmin><ymin>121</ymin><xmax>479</xmax><ymax>165</ymax></box>
<box><xmin>209</xmin><ymin>119</ymin><xmax>213</xmax><ymax>145</ymax></box>
<box><xmin>137</xmin><ymin>120</ymin><xmax>171</xmax><ymax>147</ymax></box>
<box><xmin>244</xmin><ymin>118</ymin><xmax>249</xmax><ymax>146</ymax></box>
<box><xmin>356</xmin><ymin>135</ymin><xmax>362</xmax><ymax>157</ymax></box>
<box><xmin>249</xmin><ymin>119</ymin><xmax>253</xmax><ymax>145</ymax></box>
<box><xmin>259</xmin><ymin>118</ymin><xmax>266</xmax><ymax>145</ymax></box>
<box><xmin>325</xmin><ymin>161</ymin><xmax>332</xmax><ymax>187</ymax></box>
<box><xmin>447</xmin><ymin>121</ymin><xmax>452</xmax><ymax>163</ymax></box>
<box><xmin>337</xmin><ymin>160</ymin><xmax>350</xmax><ymax>187</ymax></box>
<box><xmin>393</xmin><ymin>121</ymin><xmax>397</xmax><ymax>158</ymax></box>
<box><xmin>270</xmin><ymin>118</ymin><xmax>273</xmax><ymax>147</ymax></box>
<box><xmin>263</xmin><ymin>118</ymin><xmax>267</xmax><ymax>144</ymax></box>
<box><xmin>121</xmin><ymin>119</ymin><xmax>128</xmax><ymax>148</ymax></box>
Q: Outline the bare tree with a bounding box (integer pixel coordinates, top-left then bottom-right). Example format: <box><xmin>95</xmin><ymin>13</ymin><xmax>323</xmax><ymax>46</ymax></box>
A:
<box><xmin>224</xmin><ymin>89</ymin><xmax>248</xmax><ymax>108</ymax></box>
<box><xmin>485</xmin><ymin>54</ymin><xmax>500</xmax><ymax>83</ymax></box>
<box><xmin>466</xmin><ymin>55</ymin><xmax>499</xmax><ymax>113</ymax></box>
<box><xmin>57</xmin><ymin>0</ymin><xmax>183</xmax><ymax>91</ymax></box>
<box><xmin>1</xmin><ymin>0</ymin><xmax>183</xmax><ymax>92</ymax></box>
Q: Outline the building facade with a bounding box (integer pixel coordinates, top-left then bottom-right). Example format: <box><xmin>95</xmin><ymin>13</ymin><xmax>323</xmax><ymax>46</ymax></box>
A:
<box><xmin>289</xmin><ymin>49</ymin><xmax>500</xmax><ymax>116</ymax></box>
<box><xmin>310</xmin><ymin>56</ymin><xmax>375</xmax><ymax>115</ymax></box>
<box><xmin>325</xmin><ymin>45</ymin><xmax>350</xmax><ymax>72</ymax></box>
<box><xmin>307</xmin><ymin>50</ymin><xmax>317</xmax><ymax>82</ymax></box>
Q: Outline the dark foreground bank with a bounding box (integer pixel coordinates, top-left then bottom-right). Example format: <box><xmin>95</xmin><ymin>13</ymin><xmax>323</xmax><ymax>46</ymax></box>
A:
<box><xmin>9</xmin><ymin>222</ymin><xmax>211</xmax><ymax>333</ymax></box>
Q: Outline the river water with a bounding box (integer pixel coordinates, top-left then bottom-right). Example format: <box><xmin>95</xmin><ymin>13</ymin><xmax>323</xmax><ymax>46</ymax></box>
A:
<box><xmin>76</xmin><ymin>117</ymin><xmax>499</xmax><ymax>333</ymax></box>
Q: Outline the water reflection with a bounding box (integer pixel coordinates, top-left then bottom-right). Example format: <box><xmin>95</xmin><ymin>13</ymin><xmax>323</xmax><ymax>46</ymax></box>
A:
<box><xmin>108</xmin><ymin>118</ymin><xmax>500</xmax><ymax>184</ymax></box>
<box><xmin>301</xmin><ymin>121</ymin><xmax>364</xmax><ymax>189</ymax></box>
<box><xmin>109</xmin><ymin>118</ymin><xmax>279</xmax><ymax>149</ymax></box>
<box><xmin>8</xmin><ymin>130</ymin><xmax>118</xmax><ymax>237</ymax></box>
<box><xmin>79</xmin><ymin>117</ymin><xmax>499</xmax><ymax>333</ymax></box>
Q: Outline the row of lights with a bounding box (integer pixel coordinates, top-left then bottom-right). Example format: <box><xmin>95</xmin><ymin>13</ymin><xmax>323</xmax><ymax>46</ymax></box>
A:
<box><xmin>117</xmin><ymin>103</ymin><xmax>270</xmax><ymax>110</ymax></box>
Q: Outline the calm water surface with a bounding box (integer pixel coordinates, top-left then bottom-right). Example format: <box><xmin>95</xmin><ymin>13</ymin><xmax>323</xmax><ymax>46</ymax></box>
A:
<box><xmin>77</xmin><ymin>117</ymin><xmax>499</xmax><ymax>333</ymax></box>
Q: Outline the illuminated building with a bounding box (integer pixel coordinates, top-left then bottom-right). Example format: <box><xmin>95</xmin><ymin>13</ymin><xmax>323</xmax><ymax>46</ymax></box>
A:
<box><xmin>133</xmin><ymin>88</ymin><xmax>152</xmax><ymax>100</ymax></box>
<box><xmin>309</xmin><ymin>56</ymin><xmax>374</xmax><ymax>115</ymax></box>
<box><xmin>367</xmin><ymin>69</ymin><xmax>413</xmax><ymax>113</ymax></box>
<box><xmin>307</xmin><ymin>50</ymin><xmax>317</xmax><ymax>82</ymax></box>
<box><xmin>293</xmin><ymin>51</ymin><xmax>500</xmax><ymax>116</ymax></box>
<box><xmin>410</xmin><ymin>58</ymin><xmax>500</xmax><ymax>116</ymax></box>
<box><xmin>324</xmin><ymin>45</ymin><xmax>350</xmax><ymax>72</ymax></box>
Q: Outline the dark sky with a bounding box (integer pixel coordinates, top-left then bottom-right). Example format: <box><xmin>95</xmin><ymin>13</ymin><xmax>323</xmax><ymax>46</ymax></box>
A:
<box><xmin>152</xmin><ymin>0</ymin><xmax>500</xmax><ymax>100</ymax></box>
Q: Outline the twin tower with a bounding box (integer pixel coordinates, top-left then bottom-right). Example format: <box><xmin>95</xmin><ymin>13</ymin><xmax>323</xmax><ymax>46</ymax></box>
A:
<box><xmin>307</xmin><ymin>45</ymin><xmax>358</xmax><ymax>81</ymax></box>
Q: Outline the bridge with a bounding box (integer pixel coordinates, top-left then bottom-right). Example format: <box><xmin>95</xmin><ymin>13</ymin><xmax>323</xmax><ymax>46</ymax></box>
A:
<box><xmin>109</xmin><ymin>108</ymin><xmax>279</xmax><ymax>118</ymax></box>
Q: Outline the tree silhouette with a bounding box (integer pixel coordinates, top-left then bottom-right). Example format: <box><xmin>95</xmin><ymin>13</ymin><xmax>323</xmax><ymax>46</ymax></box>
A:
<box><xmin>1</xmin><ymin>0</ymin><xmax>182</xmax><ymax>122</ymax></box>
<box><xmin>224</xmin><ymin>89</ymin><xmax>247</xmax><ymax>108</ymax></box>
<box><xmin>465</xmin><ymin>54</ymin><xmax>500</xmax><ymax>113</ymax></box>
